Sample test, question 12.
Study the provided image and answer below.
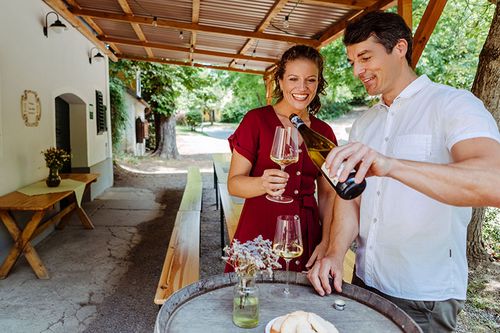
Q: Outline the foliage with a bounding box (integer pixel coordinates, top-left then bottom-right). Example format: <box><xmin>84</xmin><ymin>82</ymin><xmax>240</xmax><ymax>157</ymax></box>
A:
<box><xmin>484</xmin><ymin>207</ymin><xmax>500</xmax><ymax>260</ymax></box>
<box><xmin>41</xmin><ymin>147</ymin><xmax>70</xmax><ymax>170</ymax></box>
<box><xmin>185</xmin><ymin>110</ymin><xmax>203</xmax><ymax>130</ymax></box>
<box><xmin>222</xmin><ymin>235</ymin><xmax>281</xmax><ymax>277</ymax></box>
<box><xmin>319</xmin><ymin>39</ymin><xmax>369</xmax><ymax>120</ymax></box>
<box><xmin>109</xmin><ymin>77</ymin><xmax>128</xmax><ymax>152</ymax></box>
<box><xmin>413</xmin><ymin>0</ymin><xmax>495</xmax><ymax>89</ymax></box>
<box><xmin>217</xmin><ymin>72</ymin><xmax>266</xmax><ymax>123</ymax></box>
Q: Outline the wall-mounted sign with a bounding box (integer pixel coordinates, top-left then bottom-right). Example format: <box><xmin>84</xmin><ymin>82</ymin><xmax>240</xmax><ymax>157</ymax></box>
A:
<box><xmin>20</xmin><ymin>90</ymin><xmax>41</xmax><ymax>127</ymax></box>
<box><xmin>89</xmin><ymin>103</ymin><xmax>94</xmax><ymax>119</ymax></box>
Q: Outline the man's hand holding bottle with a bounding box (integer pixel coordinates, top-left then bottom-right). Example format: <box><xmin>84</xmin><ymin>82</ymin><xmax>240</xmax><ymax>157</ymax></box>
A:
<box><xmin>324</xmin><ymin>141</ymin><xmax>395</xmax><ymax>184</ymax></box>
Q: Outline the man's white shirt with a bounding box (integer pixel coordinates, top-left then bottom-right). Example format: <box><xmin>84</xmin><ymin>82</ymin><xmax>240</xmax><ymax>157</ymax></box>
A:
<box><xmin>349</xmin><ymin>75</ymin><xmax>500</xmax><ymax>300</ymax></box>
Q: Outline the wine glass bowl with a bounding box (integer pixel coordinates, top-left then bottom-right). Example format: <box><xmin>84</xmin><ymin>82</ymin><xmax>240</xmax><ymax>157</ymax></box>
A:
<box><xmin>266</xmin><ymin>126</ymin><xmax>299</xmax><ymax>203</ymax></box>
<box><xmin>273</xmin><ymin>215</ymin><xmax>303</xmax><ymax>295</ymax></box>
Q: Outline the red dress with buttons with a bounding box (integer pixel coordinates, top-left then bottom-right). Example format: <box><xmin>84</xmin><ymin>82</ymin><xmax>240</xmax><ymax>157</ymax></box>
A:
<box><xmin>226</xmin><ymin>105</ymin><xmax>337</xmax><ymax>272</ymax></box>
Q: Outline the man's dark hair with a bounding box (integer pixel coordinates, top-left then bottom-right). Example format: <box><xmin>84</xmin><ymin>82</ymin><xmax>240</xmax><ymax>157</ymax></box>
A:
<box><xmin>343</xmin><ymin>11</ymin><xmax>413</xmax><ymax>64</ymax></box>
<box><xmin>273</xmin><ymin>45</ymin><xmax>327</xmax><ymax>115</ymax></box>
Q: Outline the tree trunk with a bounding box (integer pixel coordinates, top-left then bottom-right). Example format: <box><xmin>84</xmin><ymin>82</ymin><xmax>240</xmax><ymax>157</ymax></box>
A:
<box><xmin>468</xmin><ymin>2</ymin><xmax>500</xmax><ymax>267</ymax></box>
<box><xmin>154</xmin><ymin>114</ymin><xmax>179</xmax><ymax>159</ymax></box>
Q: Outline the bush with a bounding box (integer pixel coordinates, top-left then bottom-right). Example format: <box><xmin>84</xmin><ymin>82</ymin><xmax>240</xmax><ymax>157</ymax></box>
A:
<box><xmin>185</xmin><ymin>110</ymin><xmax>202</xmax><ymax>130</ymax></box>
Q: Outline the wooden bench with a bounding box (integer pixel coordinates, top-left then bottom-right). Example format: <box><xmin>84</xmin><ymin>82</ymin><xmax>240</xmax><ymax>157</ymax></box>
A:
<box><xmin>212</xmin><ymin>153</ymin><xmax>244</xmax><ymax>253</ymax></box>
<box><xmin>154</xmin><ymin>166</ymin><xmax>202</xmax><ymax>305</ymax></box>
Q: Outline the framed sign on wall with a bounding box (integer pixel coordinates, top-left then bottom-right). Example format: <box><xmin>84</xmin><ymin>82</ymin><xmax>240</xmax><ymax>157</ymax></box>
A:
<box><xmin>21</xmin><ymin>90</ymin><xmax>41</xmax><ymax>127</ymax></box>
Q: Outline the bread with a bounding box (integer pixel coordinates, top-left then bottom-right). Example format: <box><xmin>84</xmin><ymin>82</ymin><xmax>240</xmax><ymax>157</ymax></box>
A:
<box><xmin>270</xmin><ymin>311</ymin><xmax>338</xmax><ymax>333</ymax></box>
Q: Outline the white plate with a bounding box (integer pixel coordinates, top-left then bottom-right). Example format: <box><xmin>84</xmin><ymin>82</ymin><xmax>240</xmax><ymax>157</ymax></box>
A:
<box><xmin>265</xmin><ymin>317</ymin><xmax>279</xmax><ymax>333</ymax></box>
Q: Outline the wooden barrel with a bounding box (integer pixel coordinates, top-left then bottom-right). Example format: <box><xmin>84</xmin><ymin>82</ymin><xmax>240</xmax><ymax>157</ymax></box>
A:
<box><xmin>155</xmin><ymin>271</ymin><xmax>422</xmax><ymax>333</ymax></box>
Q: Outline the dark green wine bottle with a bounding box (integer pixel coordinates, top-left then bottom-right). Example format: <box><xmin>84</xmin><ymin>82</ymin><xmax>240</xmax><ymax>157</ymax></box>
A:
<box><xmin>289</xmin><ymin>113</ymin><xmax>366</xmax><ymax>200</ymax></box>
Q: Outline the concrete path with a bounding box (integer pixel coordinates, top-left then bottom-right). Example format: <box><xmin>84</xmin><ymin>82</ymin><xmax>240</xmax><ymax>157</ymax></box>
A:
<box><xmin>0</xmin><ymin>112</ymin><xmax>362</xmax><ymax>333</ymax></box>
<box><xmin>0</xmin><ymin>187</ymin><xmax>165</xmax><ymax>333</ymax></box>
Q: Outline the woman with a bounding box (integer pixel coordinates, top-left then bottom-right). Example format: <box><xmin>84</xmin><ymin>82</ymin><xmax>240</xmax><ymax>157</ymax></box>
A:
<box><xmin>226</xmin><ymin>45</ymin><xmax>338</xmax><ymax>272</ymax></box>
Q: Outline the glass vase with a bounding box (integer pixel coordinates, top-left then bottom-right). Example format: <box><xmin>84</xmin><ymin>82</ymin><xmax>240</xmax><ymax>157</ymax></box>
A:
<box><xmin>46</xmin><ymin>168</ymin><xmax>61</xmax><ymax>187</ymax></box>
<box><xmin>232</xmin><ymin>274</ymin><xmax>259</xmax><ymax>328</ymax></box>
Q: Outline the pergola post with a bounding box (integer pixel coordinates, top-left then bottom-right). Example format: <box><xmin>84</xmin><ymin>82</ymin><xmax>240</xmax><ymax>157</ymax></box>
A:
<box><xmin>398</xmin><ymin>0</ymin><xmax>413</xmax><ymax>29</ymax></box>
<box><xmin>264</xmin><ymin>74</ymin><xmax>274</xmax><ymax>106</ymax></box>
<box><xmin>411</xmin><ymin>0</ymin><xmax>448</xmax><ymax>68</ymax></box>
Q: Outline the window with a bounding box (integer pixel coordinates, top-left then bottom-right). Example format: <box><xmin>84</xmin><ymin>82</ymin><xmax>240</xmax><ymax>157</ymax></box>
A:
<box><xmin>95</xmin><ymin>90</ymin><xmax>107</xmax><ymax>134</ymax></box>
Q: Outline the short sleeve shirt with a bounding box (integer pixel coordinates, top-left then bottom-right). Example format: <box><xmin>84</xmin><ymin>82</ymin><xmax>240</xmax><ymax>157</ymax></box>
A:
<box><xmin>350</xmin><ymin>75</ymin><xmax>500</xmax><ymax>300</ymax></box>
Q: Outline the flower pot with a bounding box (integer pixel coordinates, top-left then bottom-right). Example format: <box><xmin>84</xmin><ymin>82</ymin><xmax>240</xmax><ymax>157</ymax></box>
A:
<box><xmin>46</xmin><ymin>168</ymin><xmax>61</xmax><ymax>187</ymax></box>
<box><xmin>232</xmin><ymin>275</ymin><xmax>259</xmax><ymax>328</ymax></box>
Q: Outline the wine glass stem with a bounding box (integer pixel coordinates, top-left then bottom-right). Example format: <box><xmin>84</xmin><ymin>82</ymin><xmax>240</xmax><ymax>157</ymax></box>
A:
<box><xmin>284</xmin><ymin>259</ymin><xmax>291</xmax><ymax>295</ymax></box>
<box><xmin>277</xmin><ymin>165</ymin><xmax>285</xmax><ymax>200</ymax></box>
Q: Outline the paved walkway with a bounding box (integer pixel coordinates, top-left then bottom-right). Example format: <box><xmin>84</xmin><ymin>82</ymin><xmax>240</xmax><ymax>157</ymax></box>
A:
<box><xmin>0</xmin><ymin>113</ymin><xmax>362</xmax><ymax>333</ymax></box>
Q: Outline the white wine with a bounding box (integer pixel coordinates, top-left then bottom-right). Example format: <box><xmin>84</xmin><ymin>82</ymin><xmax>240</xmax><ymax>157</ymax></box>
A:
<box><xmin>270</xmin><ymin>156</ymin><xmax>299</xmax><ymax>167</ymax></box>
<box><xmin>289</xmin><ymin>113</ymin><xmax>366</xmax><ymax>200</ymax></box>
<box><xmin>273</xmin><ymin>243</ymin><xmax>304</xmax><ymax>259</ymax></box>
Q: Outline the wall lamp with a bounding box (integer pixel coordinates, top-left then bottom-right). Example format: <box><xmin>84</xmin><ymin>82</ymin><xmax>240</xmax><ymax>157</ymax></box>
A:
<box><xmin>43</xmin><ymin>11</ymin><xmax>68</xmax><ymax>37</ymax></box>
<box><xmin>89</xmin><ymin>47</ymin><xmax>105</xmax><ymax>64</ymax></box>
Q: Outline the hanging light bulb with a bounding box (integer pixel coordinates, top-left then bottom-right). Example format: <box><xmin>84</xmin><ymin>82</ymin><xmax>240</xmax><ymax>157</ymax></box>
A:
<box><xmin>152</xmin><ymin>16</ymin><xmax>158</xmax><ymax>27</ymax></box>
<box><xmin>179</xmin><ymin>31</ymin><xmax>184</xmax><ymax>40</ymax></box>
<box><xmin>283</xmin><ymin>15</ymin><xmax>290</xmax><ymax>29</ymax></box>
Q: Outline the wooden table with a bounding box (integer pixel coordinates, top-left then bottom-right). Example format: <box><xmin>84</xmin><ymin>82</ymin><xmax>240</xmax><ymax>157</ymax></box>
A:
<box><xmin>212</xmin><ymin>153</ymin><xmax>244</xmax><ymax>253</ymax></box>
<box><xmin>0</xmin><ymin>173</ymin><xmax>98</xmax><ymax>279</ymax></box>
<box><xmin>154</xmin><ymin>271</ymin><xmax>422</xmax><ymax>333</ymax></box>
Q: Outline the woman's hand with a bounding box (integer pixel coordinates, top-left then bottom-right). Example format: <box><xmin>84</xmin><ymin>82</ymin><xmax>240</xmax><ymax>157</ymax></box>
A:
<box><xmin>306</xmin><ymin>241</ymin><xmax>328</xmax><ymax>269</ymax></box>
<box><xmin>260</xmin><ymin>168</ymin><xmax>289</xmax><ymax>197</ymax></box>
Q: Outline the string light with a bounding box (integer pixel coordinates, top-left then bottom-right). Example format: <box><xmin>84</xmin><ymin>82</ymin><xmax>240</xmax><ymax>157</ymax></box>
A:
<box><xmin>179</xmin><ymin>31</ymin><xmax>184</xmax><ymax>40</ymax></box>
<box><xmin>283</xmin><ymin>15</ymin><xmax>290</xmax><ymax>29</ymax></box>
<box><xmin>152</xmin><ymin>16</ymin><xmax>157</xmax><ymax>27</ymax></box>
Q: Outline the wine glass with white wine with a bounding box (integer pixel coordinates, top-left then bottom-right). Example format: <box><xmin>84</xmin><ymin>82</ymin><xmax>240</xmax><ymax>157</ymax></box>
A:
<box><xmin>266</xmin><ymin>126</ymin><xmax>299</xmax><ymax>203</ymax></box>
<box><xmin>273</xmin><ymin>215</ymin><xmax>303</xmax><ymax>295</ymax></box>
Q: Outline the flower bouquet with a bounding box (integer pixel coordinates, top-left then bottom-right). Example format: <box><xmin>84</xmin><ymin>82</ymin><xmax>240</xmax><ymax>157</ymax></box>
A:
<box><xmin>41</xmin><ymin>147</ymin><xmax>71</xmax><ymax>170</ymax></box>
<box><xmin>222</xmin><ymin>235</ymin><xmax>281</xmax><ymax>328</ymax></box>
<box><xmin>41</xmin><ymin>147</ymin><xmax>70</xmax><ymax>187</ymax></box>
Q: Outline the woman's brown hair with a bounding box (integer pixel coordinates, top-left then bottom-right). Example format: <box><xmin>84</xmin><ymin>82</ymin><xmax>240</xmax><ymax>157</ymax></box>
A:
<box><xmin>272</xmin><ymin>45</ymin><xmax>327</xmax><ymax>115</ymax></box>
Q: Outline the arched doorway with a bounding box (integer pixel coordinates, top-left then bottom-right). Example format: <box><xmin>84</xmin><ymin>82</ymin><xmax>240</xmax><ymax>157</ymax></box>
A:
<box><xmin>55</xmin><ymin>97</ymin><xmax>71</xmax><ymax>172</ymax></box>
<box><xmin>54</xmin><ymin>93</ymin><xmax>88</xmax><ymax>172</ymax></box>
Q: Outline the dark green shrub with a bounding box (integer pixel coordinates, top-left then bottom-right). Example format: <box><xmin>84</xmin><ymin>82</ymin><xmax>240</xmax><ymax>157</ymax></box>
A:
<box><xmin>185</xmin><ymin>110</ymin><xmax>202</xmax><ymax>130</ymax></box>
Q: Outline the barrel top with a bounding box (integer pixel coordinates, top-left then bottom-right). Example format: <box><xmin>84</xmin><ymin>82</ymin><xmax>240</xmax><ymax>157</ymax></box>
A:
<box><xmin>155</xmin><ymin>272</ymin><xmax>422</xmax><ymax>333</ymax></box>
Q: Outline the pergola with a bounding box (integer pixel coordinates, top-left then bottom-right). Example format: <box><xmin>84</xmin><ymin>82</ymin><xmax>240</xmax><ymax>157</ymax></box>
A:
<box><xmin>44</xmin><ymin>0</ymin><xmax>447</xmax><ymax>103</ymax></box>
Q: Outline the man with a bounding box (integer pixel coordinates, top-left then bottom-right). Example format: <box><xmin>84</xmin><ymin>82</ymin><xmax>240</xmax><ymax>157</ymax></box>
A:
<box><xmin>307</xmin><ymin>11</ymin><xmax>500</xmax><ymax>332</ymax></box>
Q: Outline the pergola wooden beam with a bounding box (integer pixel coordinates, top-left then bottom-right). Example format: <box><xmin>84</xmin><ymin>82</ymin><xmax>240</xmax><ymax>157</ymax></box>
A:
<box><xmin>69</xmin><ymin>8</ymin><xmax>320</xmax><ymax>47</ymax></box>
<box><xmin>98</xmin><ymin>37</ymin><xmax>278</xmax><ymax>64</ymax></box>
<box><xmin>412</xmin><ymin>0</ymin><xmax>448</xmax><ymax>67</ymax></box>
<box><xmin>65</xmin><ymin>0</ymin><xmax>121</xmax><ymax>55</ymax></box>
<box><xmin>119</xmin><ymin>55</ymin><xmax>265</xmax><ymax>75</ymax></box>
<box><xmin>43</xmin><ymin>0</ymin><xmax>118</xmax><ymax>61</ymax></box>
<box><xmin>117</xmin><ymin>0</ymin><xmax>154</xmax><ymax>58</ymax></box>
<box><xmin>189</xmin><ymin>0</ymin><xmax>200</xmax><ymax>63</ymax></box>
<box><xmin>302</xmin><ymin>0</ymin><xmax>376</xmax><ymax>10</ymax></box>
<box><xmin>318</xmin><ymin>0</ymin><xmax>396</xmax><ymax>47</ymax></box>
<box><xmin>397</xmin><ymin>0</ymin><xmax>412</xmax><ymax>29</ymax></box>
<box><xmin>230</xmin><ymin>0</ymin><xmax>288</xmax><ymax>68</ymax></box>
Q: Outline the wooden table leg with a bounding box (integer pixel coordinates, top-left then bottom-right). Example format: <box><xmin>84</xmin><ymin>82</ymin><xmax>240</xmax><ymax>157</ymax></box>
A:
<box><xmin>0</xmin><ymin>211</ymin><xmax>49</xmax><ymax>279</ymax></box>
<box><xmin>76</xmin><ymin>206</ymin><xmax>94</xmax><ymax>229</ymax></box>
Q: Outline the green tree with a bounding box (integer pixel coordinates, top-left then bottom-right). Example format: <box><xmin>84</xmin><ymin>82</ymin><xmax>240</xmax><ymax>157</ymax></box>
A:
<box><xmin>110</xmin><ymin>60</ymin><xmax>202</xmax><ymax>159</ymax></box>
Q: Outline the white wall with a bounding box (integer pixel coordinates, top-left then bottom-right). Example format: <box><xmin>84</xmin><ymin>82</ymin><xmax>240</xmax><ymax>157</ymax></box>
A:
<box><xmin>0</xmin><ymin>0</ymin><xmax>113</xmax><ymax>195</ymax></box>
<box><xmin>121</xmin><ymin>91</ymin><xmax>146</xmax><ymax>156</ymax></box>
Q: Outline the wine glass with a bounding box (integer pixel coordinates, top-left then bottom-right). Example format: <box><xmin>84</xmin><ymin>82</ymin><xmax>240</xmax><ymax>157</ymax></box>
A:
<box><xmin>266</xmin><ymin>126</ymin><xmax>299</xmax><ymax>203</ymax></box>
<box><xmin>273</xmin><ymin>215</ymin><xmax>303</xmax><ymax>295</ymax></box>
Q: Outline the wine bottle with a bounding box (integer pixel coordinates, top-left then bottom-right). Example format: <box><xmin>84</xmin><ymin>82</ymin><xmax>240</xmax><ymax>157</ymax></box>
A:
<box><xmin>289</xmin><ymin>113</ymin><xmax>366</xmax><ymax>200</ymax></box>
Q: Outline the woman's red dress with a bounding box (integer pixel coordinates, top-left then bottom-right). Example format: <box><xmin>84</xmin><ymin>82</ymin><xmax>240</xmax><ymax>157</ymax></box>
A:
<box><xmin>226</xmin><ymin>105</ymin><xmax>337</xmax><ymax>272</ymax></box>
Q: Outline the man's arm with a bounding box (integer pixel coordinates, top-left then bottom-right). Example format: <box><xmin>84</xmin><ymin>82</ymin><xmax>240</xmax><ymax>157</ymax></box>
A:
<box><xmin>326</xmin><ymin>137</ymin><xmax>500</xmax><ymax>207</ymax></box>
<box><xmin>307</xmin><ymin>195</ymin><xmax>359</xmax><ymax>296</ymax></box>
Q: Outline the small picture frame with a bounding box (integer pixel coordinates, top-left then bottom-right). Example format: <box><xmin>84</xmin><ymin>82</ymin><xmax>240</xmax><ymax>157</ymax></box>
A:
<box><xmin>20</xmin><ymin>90</ymin><xmax>41</xmax><ymax>127</ymax></box>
